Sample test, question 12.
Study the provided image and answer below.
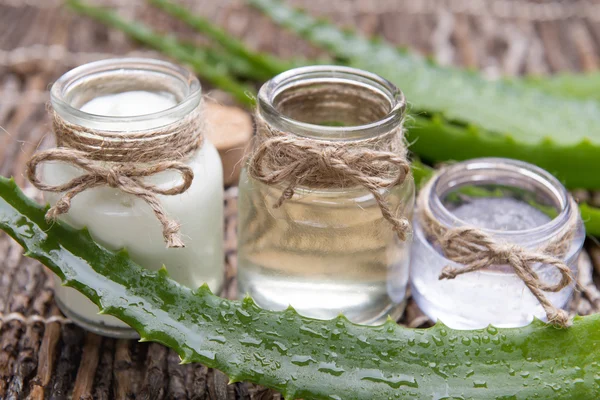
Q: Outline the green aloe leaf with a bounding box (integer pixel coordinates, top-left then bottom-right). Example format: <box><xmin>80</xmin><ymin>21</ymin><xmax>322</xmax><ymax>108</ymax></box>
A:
<box><xmin>522</xmin><ymin>73</ymin><xmax>600</xmax><ymax>101</ymax></box>
<box><xmin>67</xmin><ymin>0</ymin><xmax>256</xmax><ymax>106</ymax></box>
<box><xmin>248</xmin><ymin>0</ymin><xmax>600</xmax><ymax>190</ymax></box>
<box><xmin>407</xmin><ymin>115</ymin><xmax>600</xmax><ymax>196</ymax></box>
<box><xmin>150</xmin><ymin>0</ymin><xmax>600</xmax><ymax>106</ymax></box>
<box><xmin>148</xmin><ymin>0</ymin><xmax>294</xmax><ymax>79</ymax></box>
<box><xmin>1</xmin><ymin>176</ymin><xmax>600</xmax><ymax>399</ymax></box>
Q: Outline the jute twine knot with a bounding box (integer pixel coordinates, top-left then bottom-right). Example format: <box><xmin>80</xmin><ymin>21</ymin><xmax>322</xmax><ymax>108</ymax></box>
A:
<box><xmin>27</xmin><ymin>105</ymin><xmax>204</xmax><ymax>248</ymax></box>
<box><xmin>248</xmin><ymin>114</ymin><xmax>412</xmax><ymax>241</ymax></box>
<box><xmin>418</xmin><ymin>172</ymin><xmax>580</xmax><ymax>327</ymax></box>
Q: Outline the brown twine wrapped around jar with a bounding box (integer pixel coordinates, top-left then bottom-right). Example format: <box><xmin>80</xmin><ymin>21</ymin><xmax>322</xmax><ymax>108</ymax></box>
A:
<box><xmin>247</xmin><ymin>113</ymin><xmax>412</xmax><ymax>241</ymax></box>
<box><xmin>417</xmin><ymin>171</ymin><xmax>580</xmax><ymax>327</ymax></box>
<box><xmin>26</xmin><ymin>103</ymin><xmax>204</xmax><ymax>248</ymax></box>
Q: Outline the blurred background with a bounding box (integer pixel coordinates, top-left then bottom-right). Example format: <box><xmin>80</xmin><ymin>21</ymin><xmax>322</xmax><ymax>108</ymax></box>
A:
<box><xmin>2</xmin><ymin>0</ymin><xmax>600</xmax><ymax>399</ymax></box>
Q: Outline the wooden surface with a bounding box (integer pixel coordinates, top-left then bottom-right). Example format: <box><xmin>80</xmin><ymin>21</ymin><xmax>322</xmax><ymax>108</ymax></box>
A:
<box><xmin>2</xmin><ymin>0</ymin><xmax>600</xmax><ymax>398</ymax></box>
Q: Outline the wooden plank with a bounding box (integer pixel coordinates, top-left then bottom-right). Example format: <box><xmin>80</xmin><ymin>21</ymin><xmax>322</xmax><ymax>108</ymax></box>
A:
<box><xmin>0</xmin><ymin>256</ymin><xmax>38</xmax><ymax>397</ymax></box>
<box><xmin>0</xmin><ymin>75</ymin><xmax>47</xmax><ymax>181</ymax></box>
<box><xmin>72</xmin><ymin>333</ymin><xmax>102</xmax><ymax>400</ymax></box>
<box><xmin>28</xmin><ymin>305</ymin><xmax>63</xmax><ymax>400</ymax></box>
<box><xmin>91</xmin><ymin>338</ymin><xmax>115</xmax><ymax>400</ymax></box>
<box><xmin>537</xmin><ymin>20</ymin><xmax>573</xmax><ymax>72</ymax></box>
<box><xmin>569</xmin><ymin>20</ymin><xmax>600</xmax><ymax>71</ymax></box>
<box><xmin>0</xmin><ymin>74</ymin><xmax>21</xmax><ymax>170</ymax></box>
<box><xmin>4</xmin><ymin>262</ymin><xmax>48</xmax><ymax>398</ymax></box>
<box><xmin>452</xmin><ymin>14</ymin><xmax>478</xmax><ymax>68</ymax></box>
<box><xmin>113</xmin><ymin>340</ymin><xmax>136</xmax><ymax>400</ymax></box>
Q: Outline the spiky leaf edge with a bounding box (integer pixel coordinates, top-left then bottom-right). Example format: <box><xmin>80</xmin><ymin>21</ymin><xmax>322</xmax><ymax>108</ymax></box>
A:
<box><xmin>1</xmin><ymin>177</ymin><xmax>600</xmax><ymax>399</ymax></box>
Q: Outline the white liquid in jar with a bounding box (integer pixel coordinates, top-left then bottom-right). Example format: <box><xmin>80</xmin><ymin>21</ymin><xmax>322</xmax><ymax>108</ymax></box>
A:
<box><xmin>45</xmin><ymin>91</ymin><xmax>224</xmax><ymax>336</ymax></box>
<box><xmin>410</xmin><ymin>197</ymin><xmax>579</xmax><ymax>329</ymax></box>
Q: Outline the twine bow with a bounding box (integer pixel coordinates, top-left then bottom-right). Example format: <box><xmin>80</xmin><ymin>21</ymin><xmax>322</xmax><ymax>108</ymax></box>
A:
<box><xmin>248</xmin><ymin>116</ymin><xmax>412</xmax><ymax>241</ymax></box>
<box><xmin>27</xmin><ymin>149</ymin><xmax>194</xmax><ymax>248</ymax></box>
<box><xmin>418</xmin><ymin>173</ymin><xmax>579</xmax><ymax>327</ymax></box>
<box><xmin>27</xmin><ymin>104</ymin><xmax>204</xmax><ymax>248</ymax></box>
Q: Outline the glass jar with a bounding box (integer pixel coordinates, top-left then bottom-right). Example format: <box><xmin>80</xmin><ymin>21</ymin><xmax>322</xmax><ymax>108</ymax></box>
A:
<box><xmin>42</xmin><ymin>58</ymin><xmax>224</xmax><ymax>338</ymax></box>
<box><xmin>237</xmin><ymin>66</ymin><xmax>415</xmax><ymax>325</ymax></box>
<box><xmin>410</xmin><ymin>158</ymin><xmax>585</xmax><ymax>329</ymax></box>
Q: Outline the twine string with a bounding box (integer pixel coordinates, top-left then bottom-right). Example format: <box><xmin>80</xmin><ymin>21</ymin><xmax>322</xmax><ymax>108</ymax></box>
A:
<box><xmin>27</xmin><ymin>104</ymin><xmax>204</xmax><ymax>248</ymax></box>
<box><xmin>418</xmin><ymin>173</ymin><xmax>579</xmax><ymax>327</ymax></box>
<box><xmin>248</xmin><ymin>116</ymin><xmax>412</xmax><ymax>241</ymax></box>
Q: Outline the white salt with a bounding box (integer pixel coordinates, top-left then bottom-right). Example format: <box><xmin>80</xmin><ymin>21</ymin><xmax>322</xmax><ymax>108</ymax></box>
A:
<box><xmin>410</xmin><ymin>196</ymin><xmax>577</xmax><ymax>329</ymax></box>
<box><xmin>451</xmin><ymin>197</ymin><xmax>551</xmax><ymax>231</ymax></box>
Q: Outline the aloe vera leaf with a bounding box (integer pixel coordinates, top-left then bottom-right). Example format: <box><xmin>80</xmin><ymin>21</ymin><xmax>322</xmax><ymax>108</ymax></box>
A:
<box><xmin>187</xmin><ymin>42</ymin><xmax>268</xmax><ymax>81</ymax></box>
<box><xmin>408</xmin><ymin>157</ymin><xmax>434</xmax><ymax>189</ymax></box>
<box><xmin>151</xmin><ymin>0</ymin><xmax>600</xmax><ymax>105</ymax></box>
<box><xmin>70</xmin><ymin>0</ymin><xmax>264</xmax><ymax>82</ymax></box>
<box><xmin>148</xmin><ymin>0</ymin><xmax>294</xmax><ymax>79</ymax></box>
<box><xmin>407</xmin><ymin>112</ymin><xmax>600</xmax><ymax>187</ymax></box>
<box><xmin>248</xmin><ymin>0</ymin><xmax>600</xmax><ymax>188</ymax></box>
<box><xmin>247</xmin><ymin>0</ymin><xmax>599</xmax><ymax>144</ymax></box>
<box><xmin>579</xmin><ymin>203</ymin><xmax>600</xmax><ymax>237</ymax></box>
<box><xmin>522</xmin><ymin>73</ymin><xmax>600</xmax><ymax>101</ymax></box>
<box><xmin>69</xmin><ymin>0</ymin><xmax>298</xmax><ymax>82</ymax></box>
<box><xmin>2</xmin><ymin>176</ymin><xmax>600</xmax><ymax>399</ymax></box>
<box><xmin>67</xmin><ymin>0</ymin><xmax>255</xmax><ymax>107</ymax></box>
<box><xmin>148</xmin><ymin>0</ymin><xmax>327</xmax><ymax>76</ymax></box>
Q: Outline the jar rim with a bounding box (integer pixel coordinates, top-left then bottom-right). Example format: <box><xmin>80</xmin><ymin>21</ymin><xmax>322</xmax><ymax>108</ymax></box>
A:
<box><xmin>257</xmin><ymin>65</ymin><xmax>406</xmax><ymax>140</ymax></box>
<box><xmin>427</xmin><ymin>158</ymin><xmax>575</xmax><ymax>242</ymax></box>
<box><xmin>50</xmin><ymin>58</ymin><xmax>201</xmax><ymax>128</ymax></box>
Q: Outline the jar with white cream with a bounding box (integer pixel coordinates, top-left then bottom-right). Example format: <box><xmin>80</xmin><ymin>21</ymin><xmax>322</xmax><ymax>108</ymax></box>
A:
<box><xmin>30</xmin><ymin>58</ymin><xmax>224</xmax><ymax>338</ymax></box>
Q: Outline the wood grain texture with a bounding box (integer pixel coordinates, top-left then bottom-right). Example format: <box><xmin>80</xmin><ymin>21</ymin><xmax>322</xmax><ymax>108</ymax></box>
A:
<box><xmin>72</xmin><ymin>333</ymin><xmax>102</xmax><ymax>400</ymax></box>
<box><xmin>1</xmin><ymin>0</ymin><xmax>600</xmax><ymax>398</ymax></box>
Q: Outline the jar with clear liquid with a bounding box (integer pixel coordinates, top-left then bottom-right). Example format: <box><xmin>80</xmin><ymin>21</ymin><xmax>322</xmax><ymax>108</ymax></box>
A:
<box><xmin>410</xmin><ymin>158</ymin><xmax>585</xmax><ymax>329</ymax></box>
<box><xmin>42</xmin><ymin>58</ymin><xmax>224</xmax><ymax>338</ymax></box>
<box><xmin>237</xmin><ymin>66</ymin><xmax>415</xmax><ymax>325</ymax></box>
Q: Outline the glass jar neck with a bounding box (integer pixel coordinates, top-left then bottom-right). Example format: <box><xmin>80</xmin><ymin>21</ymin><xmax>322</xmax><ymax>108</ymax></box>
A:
<box><xmin>50</xmin><ymin>58</ymin><xmax>201</xmax><ymax>132</ymax></box>
<box><xmin>257</xmin><ymin>65</ymin><xmax>405</xmax><ymax>141</ymax></box>
<box><xmin>426</xmin><ymin>158</ymin><xmax>574</xmax><ymax>246</ymax></box>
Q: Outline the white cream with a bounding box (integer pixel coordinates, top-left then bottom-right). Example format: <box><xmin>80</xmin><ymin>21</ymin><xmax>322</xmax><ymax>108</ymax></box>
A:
<box><xmin>80</xmin><ymin>91</ymin><xmax>178</xmax><ymax>117</ymax></box>
<box><xmin>44</xmin><ymin>91</ymin><xmax>224</xmax><ymax>336</ymax></box>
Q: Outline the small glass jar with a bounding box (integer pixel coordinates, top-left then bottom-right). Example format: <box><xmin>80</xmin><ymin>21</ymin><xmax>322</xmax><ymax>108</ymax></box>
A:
<box><xmin>410</xmin><ymin>158</ymin><xmax>585</xmax><ymax>329</ymax></box>
<box><xmin>42</xmin><ymin>58</ymin><xmax>224</xmax><ymax>338</ymax></box>
<box><xmin>237</xmin><ymin>66</ymin><xmax>415</xmax><ymax>325</ymax></box>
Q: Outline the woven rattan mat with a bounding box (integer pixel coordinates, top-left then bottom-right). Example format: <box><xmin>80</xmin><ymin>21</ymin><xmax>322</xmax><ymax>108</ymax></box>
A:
<box><xmin>2</xmin><ymin>0</ymin><xmax>600</xmax><ymax>398</ymax></box>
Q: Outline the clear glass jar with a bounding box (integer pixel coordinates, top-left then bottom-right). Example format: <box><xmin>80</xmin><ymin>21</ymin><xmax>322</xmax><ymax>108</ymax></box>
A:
<box><xmin>42</xmin><ymin>58</ymin><xmax>224</xmax><ymax>338</ymax></box>
<box><xmin>237</xmin><ymin>66</ymin><xmax>415</xmax><ymax>325</ymax></box>
<box><xmin>410</xmin><ymin>158</ymin><xmax>585</xmax><ymax>329</ymax></box>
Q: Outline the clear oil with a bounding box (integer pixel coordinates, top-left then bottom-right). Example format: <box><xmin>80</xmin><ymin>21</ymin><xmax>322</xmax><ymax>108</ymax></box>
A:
<box><xmin>237</xmin><ymin>170</ymin><xmax>414</xmax><ymax>325</ymax></box>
